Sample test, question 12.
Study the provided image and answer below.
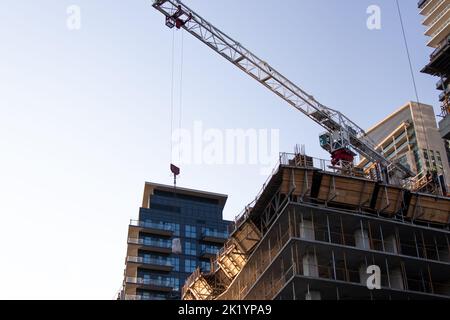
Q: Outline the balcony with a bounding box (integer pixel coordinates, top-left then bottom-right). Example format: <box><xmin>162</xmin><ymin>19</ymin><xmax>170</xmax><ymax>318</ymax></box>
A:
<box><xmin>422</xmin><ymin>36</ymin><xmax>450</xmax><ymax>76</ymax></box>
<box><xmin>125</xmin><ymin>277</ymin><xmax>174</xmax><ymax>292</ymax></box>
<box><xmin>128</xmin><ymin>237</ymin><xmax>172</xmax><ymax>254</ymax></box>
<box><xmin>439</xmin><ymin>115</ymin><xmax>450</xmax><ymax>139</ymax></box>
<box><xmin>200</xmin><ymin>246</ymin><xmax>220</xmax><ymax>259</ymax></box>
<box><xmin>201</xmin><ymin>230</ymin><xmax>228</xmax><ymax>244</ymax></box>
<box><xmin>427</xmin><ymin>17</ymin><xmax>450</xmax><ymax>48</ymax></box>
<box><xmin>419</xmin><ymin>0</ymin><xmax>429</xmax><ymax>9</ymax></box>
<box><xmin>421</xmin><ymin>0</ymin><xmax>445</xmax><ymax>16</ymax></box>
<box><xmin>126</xmin><ymin>256</ymin><xmax>173</xmax><ymax>272</ymax></box>
<box><xmin>423</xmin><ymin>1</ymin><xmax>450</xmax><ymax>27</ymax></box>
<box><xmin>129</xmin><ymin>220</ymin><xmax>174</xmax><ymax>237</ymax></box>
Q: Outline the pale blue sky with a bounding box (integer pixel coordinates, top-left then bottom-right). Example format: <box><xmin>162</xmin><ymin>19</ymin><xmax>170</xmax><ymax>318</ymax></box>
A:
<box><xmin>0</xmin><ymin>0</ymin><xmax>439</xmax><ymax>299</ymax></box>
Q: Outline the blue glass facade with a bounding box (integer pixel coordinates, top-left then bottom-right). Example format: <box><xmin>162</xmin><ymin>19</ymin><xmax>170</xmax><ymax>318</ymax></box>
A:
<box><xmin>121</xmin><ymin>183</ymin><xmax>230</xmax><ymax>300</ymax></box>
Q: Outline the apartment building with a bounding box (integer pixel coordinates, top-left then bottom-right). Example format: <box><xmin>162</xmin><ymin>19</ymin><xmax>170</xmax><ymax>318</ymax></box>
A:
<box><xmin>118</xmin><ymin>182</ymin><xmax>231</xmax><ymax>300</ymax></box>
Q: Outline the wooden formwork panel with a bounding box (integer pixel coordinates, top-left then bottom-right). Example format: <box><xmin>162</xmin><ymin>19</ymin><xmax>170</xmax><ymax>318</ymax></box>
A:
<box><xmin>270</xmin><ymin>166</ymin><xmax>449</xmax><ymax>226</ymax></box>
<box><xmin>407</xmin><ymin>195</ymin><xmax>450</xmax><ymax>224</ymax></box>
<box><xmin>373</xmin><ymin>186</ymin><xmax>403</xmax><ymax>216</ymax></box>
<box><xmin>232</xmin><ymin>220</ymin><xmax>261</xmax><ymax>254</ymax></box>
<box><xmin>279</xmin><ymin>168</ymin><xmax>314</xmax><ymax>196</ymax></box>
<box><xmin>317</xmin><ymin>174</ymin><xmax>375</xmax><ymax>208</ymax></box>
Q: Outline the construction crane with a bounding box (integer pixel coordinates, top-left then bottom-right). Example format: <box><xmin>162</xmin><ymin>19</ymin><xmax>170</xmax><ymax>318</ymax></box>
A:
<box><xmin>152</xmin><ymin>0</ymin><xmax>414</xmax><ymax>185</ymax></box>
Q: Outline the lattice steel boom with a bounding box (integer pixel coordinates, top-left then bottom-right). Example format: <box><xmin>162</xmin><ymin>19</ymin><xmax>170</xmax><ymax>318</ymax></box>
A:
<box><xmin>152</xmin><ymin>0</ymin><xmax>413</xmax><ymax>179</ymax></box>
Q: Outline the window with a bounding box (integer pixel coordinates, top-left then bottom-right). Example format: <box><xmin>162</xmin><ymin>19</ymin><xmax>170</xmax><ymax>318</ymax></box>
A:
<box><xmin>173</xmin><ymin>223</ymin><xmax>180</xmax><ymax>236</ymax></box>
<box><xmin>172</xmin><ymin>278</ymin><xmax>181</xmax><ymax>291</ymax></box>
<box><xmin>141</xmin><ymin>236</ymin><xmax>171</xmax><ymax>249</ymax></box>
<box><xmin>140</xmin><ymin>253</ymin><xmax>169</xmax><ymax>266</ymax></box>
<box><xmin>184</xmin><ymin>241</ymin><xmax>197</xmax><ymax>256</ymax></box>
<box><xmin>202</xmin><ymin>227</ymin><xmax>227</xmax><ymax>239</ymax></box>
<box><xmin>151</xmin><ymin>202</ymin><xmax>181</xmax><ymax>213</ymax></box>
<box><xmin>199</xmin><ymin>261</ymin><xmax>211</xmax><ymax>272</ymax></box>
<box><xmin>185</xmin><ymin>225</ymin><xmax>197</xmax><ymax>238</ymax></box>
<box><xmin>185</xmin><ymin>259</ymin><xmax>197</xmax><ymax>273</ymax></box>
<box><xmin>172</xmin><ymin>257</ymin><xmax>180</xmax><ymax>271</ymax></box>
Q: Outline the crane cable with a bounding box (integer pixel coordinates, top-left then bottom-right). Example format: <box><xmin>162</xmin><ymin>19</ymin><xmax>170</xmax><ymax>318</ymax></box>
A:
<box><xmin>169</xmin><ymin>28</ymin><xmax>185</xmax><ymax>159</ymax></box>
<box><xmin>178</xmin><ymin>29</ymin><xmax>184</xmax><ymax>164</ymax></box>
<box><xmin>395</xmin><ymin>0</ymin><xmax>431</xmax><ymax>152</ymax></box>
<box><xmin>170</xmin><ymin>28</ymin><xmax>176</xmax><ymax>165</ymax></box>
<box><xmin>169</xmin><ymin>28</ymin><xmax>185</xmax><ymax>188</ymax></box>
<box><xmin>395</xmin><ymin>0</ymin><xmax>442</xmax><ymax>193</ymax></box>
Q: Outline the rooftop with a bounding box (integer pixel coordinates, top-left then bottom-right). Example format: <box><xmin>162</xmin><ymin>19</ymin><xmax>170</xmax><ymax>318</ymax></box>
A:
<box><xmin>142</xmin><ymin>181</ymin><xmax>228</xmax><ymax>209</ymax></box>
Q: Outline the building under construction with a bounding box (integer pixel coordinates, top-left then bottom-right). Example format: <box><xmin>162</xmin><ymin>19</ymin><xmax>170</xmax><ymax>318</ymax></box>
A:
<box><xmin>150</xmin><ymin>0</ymin><xmax>450</xmax><ymax>300</ymax></box>
<box><xmin>182</xmin><ymin>153</ymin><xmax>450</xmax><ymax>300</ymax></box>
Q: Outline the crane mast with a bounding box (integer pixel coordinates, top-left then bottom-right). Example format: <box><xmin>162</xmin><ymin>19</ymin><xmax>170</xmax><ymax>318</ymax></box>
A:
<box><xmin>152</xmin><ymin>0</ymin><xmax>413</xmax><ymax>183</ymax></box>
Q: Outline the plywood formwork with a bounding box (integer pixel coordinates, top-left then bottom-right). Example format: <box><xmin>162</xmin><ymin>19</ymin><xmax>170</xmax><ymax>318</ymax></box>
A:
<box><xmin>407</xmin><ymin>193</ymin><xmax>450</xmax><ymax>224</ymax></box>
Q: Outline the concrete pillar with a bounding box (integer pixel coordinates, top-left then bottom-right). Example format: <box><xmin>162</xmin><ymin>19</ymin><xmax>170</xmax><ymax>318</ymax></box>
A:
<box><xmin>389</xmin><ymin>269</ymin><xmax>404</xmax><ymax>290</ymax></box>
<box><xmin>302</xmin><ymin>253</ymin><xmax>319</xmax><ymax>277</ymax></box>
<box><xmin>300</xmin><ymin>220</ymin><xmax>315</xmax><ymax>240</ymax></box>
<box><xmin>354</xmin><ymin>229</ymin><xmax>370</xmax><ymax>249</ymax></box>
<box><xmin>305</xmin><ymin>291</ymin><xmax>321</xmax><ymax>300</ymax></box>
<box><xmin>384</xmin><ymin>235</ymin><xmax>398</xmax><ymax>254</ymax></box>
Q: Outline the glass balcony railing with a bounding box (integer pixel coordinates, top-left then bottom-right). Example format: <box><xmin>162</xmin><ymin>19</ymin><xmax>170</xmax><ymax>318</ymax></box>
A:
<box><xmin>128</xmin><ymin>237</ymin><xmax>172</xmax><ymax>249</ymax></box>
<box><xmin>127</xmin><ymin>256</ymin><xmax>173</xmax><ymax>267</ymax></box>
<box><xmin>202</xmin><ymin>229</ymin><xmax>228</xmax><ymax>239</ymax></box>
<box><xmin>200</xmin><ymin>246</ymin><xmax>220</xmax><ymax>255</ymax></box>
<box><xmin>130</xmin><ymin>220</ymin><xmax>174</xmax><ymax>232</ymax></box>
<box><xmin>126</xmin><ymin>277</ymin><xmax>173</xmax><ymax>288</ymax></box>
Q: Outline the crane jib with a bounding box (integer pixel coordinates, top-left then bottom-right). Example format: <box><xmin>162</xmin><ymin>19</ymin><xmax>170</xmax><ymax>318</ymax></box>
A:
<box><xmin>152</xmin><ymin>0</ymin><xmax>413</xmax><ymax>179</ymax></box>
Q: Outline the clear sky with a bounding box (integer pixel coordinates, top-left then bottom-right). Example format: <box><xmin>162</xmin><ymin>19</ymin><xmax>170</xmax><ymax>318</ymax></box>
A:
<box><xmin>0</xmin><ymin>0</ymin><xmax>440</xmax><ymax>299</ymax></box>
